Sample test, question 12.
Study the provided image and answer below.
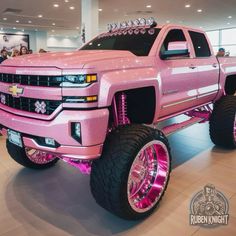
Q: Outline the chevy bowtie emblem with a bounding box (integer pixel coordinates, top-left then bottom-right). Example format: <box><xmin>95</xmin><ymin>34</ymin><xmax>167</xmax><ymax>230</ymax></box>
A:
<box><xmin>8</xmin><ymin>85</ymin><xmax>24</xmax><ymax>97</ymax></box>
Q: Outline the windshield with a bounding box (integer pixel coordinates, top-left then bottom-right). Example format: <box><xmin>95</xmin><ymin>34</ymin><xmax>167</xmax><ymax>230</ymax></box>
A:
<box><xmin>80</xmin><ymin>28</ymin><xmax>161</xmax><ymax>56</ymax></box>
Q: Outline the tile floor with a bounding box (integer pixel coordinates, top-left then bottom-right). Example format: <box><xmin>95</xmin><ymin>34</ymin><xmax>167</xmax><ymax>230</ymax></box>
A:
<box><xmin>0</xmin><ymin>122</ymin><xmax>235</xmax><ymax>236</ymax></box>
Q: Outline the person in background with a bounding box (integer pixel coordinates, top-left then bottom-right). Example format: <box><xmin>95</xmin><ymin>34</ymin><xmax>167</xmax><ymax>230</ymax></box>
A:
<box><xmin>216</xmin><ymin>48</ymin><xmax>226</xmax><ymax>57</ymax></box>
<box><xmin>39</xmin><ymin>49</ymin><xmax>47</xmax><ymax>53</ymax></box>
<box><xmin>0</xmin><ymin>49</ymin><xmax>8</xmax><ymax>64</ymax></box>
<box><xmin>19</xmin><ymin>46</ymin><xmax>29</xmax><ymax>56</ymax></box>
<box><xmin>11</xmin><ymin>49</ymin><xmax>20</xmax><ymax>57</ymax></box>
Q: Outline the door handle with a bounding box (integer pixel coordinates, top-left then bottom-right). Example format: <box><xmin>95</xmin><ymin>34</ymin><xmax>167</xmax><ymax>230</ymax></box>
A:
<box><xmin>189</xmin><ymin>65</ymin><xmax>197</xmax><ymax>69</ymax></box>
<box><xmin>212</xmin><ymin>63</ymin><xmax>218</xmax><ymax>68</ymax></box>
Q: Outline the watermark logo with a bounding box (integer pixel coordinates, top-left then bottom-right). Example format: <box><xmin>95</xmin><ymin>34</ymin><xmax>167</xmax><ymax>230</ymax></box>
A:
<box><xmin>190</xmin><ymin>184</ymin><xmax>229</xmax><ymax>227</ymax></box>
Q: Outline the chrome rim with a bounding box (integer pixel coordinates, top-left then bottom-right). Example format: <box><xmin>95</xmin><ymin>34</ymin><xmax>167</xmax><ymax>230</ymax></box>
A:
<box><xmin>127</xmin><ymin>140</ymin><xmax>170</xmax><ymax>213</ymax></box>
<box><xmin>25</xmin><ymin>148</ymin><xmax>57</xmax><ymax>164</ymax></box>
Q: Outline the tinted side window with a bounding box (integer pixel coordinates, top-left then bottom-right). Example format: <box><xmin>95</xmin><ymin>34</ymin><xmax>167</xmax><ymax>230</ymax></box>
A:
<box><xmin>189</xmin><ymin>31</ymin><xmax>211</xmax><ymax>57</ymax></box>
<box><xmin>162</xmin><ymin>29</ymin><xmax>186</xmax><ymax>52</ymax></box>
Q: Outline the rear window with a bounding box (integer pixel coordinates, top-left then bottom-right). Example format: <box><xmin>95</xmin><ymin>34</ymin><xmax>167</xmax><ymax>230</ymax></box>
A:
<box><xmin>80</xmin><ymin>28</ymin><xmax>161</xmax><ymax>56</ymax></box>
<box><xmin>189</xmin><ymin>31</ymin><xmax>211</xmax><ymax>57</ymax></box>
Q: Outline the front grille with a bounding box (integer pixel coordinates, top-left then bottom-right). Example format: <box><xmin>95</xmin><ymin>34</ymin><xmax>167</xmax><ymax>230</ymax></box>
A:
<box><xmin>0</xmin><ymin>92</ymin><xmax>61</xmax><ymax>115</ymax></box>
<box><xmin>0</xmin><ymin>73</ymin><xmax>63</xmax><ymax>87</ymax></box>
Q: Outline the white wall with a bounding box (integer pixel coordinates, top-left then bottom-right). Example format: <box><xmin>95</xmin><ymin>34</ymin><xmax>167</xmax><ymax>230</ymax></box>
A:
<box><xmin>47</xmin><ymin>36</ymin><xmax>82</xmax><ymax>52</ymax></box>
<box><xmin>0</xmin><ymin>29</ymin><xmax>82</xmax><ymax>53</ymax></box>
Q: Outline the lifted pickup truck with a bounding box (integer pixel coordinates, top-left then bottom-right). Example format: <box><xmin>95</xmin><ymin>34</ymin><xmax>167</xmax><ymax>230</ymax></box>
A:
<box><xmin>0</xmin><ymin>19</ymin><xmax>235</xmax><ymax>220</ymax></box>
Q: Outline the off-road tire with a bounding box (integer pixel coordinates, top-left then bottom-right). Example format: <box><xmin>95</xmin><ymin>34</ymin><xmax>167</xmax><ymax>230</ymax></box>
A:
<box><xmin>6</xmin><ymin>140</ymin><xmax>59</xmax><ymax>169</ymax></box>
<box><xmin>210</xmin><ymin>96</ymin><xmax>236</xmax><ymax>149</ymax></box>
<box><xmin>90</xmin><ymin>124</ymin><xmax>171</xmax><ymax>220</ymax></box>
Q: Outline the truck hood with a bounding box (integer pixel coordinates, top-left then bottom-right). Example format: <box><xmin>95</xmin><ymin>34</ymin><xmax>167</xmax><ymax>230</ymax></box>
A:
<box><xmin>1</xmin><ymin>50</ymin><xmax>136</xmax><ymax>69</ymax></box>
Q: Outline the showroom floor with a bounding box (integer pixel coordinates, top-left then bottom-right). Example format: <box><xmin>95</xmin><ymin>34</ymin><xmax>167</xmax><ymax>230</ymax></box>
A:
<box><xmin>0</xmin><ymin>121</ymin><xmax>235</xmax><ymax>236</ymax></box>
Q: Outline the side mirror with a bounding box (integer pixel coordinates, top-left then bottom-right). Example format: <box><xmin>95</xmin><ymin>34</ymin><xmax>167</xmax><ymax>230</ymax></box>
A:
<box><xmin>161</xmin><ymin>41</ymin><xmax>190</xmax><ymax>59</ymax></box>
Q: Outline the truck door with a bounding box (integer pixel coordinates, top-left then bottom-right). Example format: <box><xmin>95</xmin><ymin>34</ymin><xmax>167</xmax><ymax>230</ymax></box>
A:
<box><xmin>158</xmin><ymin>28</ymin><xmax>199</xmax><ymax>118</ymax></box>
<box><xmin>188</xmin><ymin>31</ymin><xmax>219</xmax><ymax>105</ymax></box>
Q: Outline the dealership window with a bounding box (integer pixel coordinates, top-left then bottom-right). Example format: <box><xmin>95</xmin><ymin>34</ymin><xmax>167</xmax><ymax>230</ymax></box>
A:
<box><xmin>206</xmin><ymin>28</ymin><xmax>236</xmax><ymax>56</ymax></box>
<box><xmin>221</xmin><ymin>28</ymin><xmax>236</xmax><ymax>45</ymax></box>
<box><xmin>206</xmin><ymin>30</ymin><xmax>220</xmax><ymax>47</ymax></box>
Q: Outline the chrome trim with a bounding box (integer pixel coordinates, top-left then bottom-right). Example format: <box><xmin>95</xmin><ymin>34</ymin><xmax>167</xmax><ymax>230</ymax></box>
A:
<box><xmin>197</xmin><ymin>90</ymin><xmax>218</xmax><ymax>99</ymax></box>
<box><xmin>162</xmin><ymin>91</ymin><xmax>218</xmax><ymax>109</ymax></box>
<box><xmin>162</xmin><ymin>97</ymin><xmax>196</xmax><ymax>108</ymax></box>
<box><xmin>163</xmin><ymin>89</ymin><xmax>179</xmax><ymax>95</ymax></box>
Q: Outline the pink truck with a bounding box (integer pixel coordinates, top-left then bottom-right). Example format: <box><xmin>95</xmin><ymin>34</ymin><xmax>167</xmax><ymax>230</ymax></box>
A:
<box><xmin>0</xmin><ymin>19</ymin><xmax>235</xmax><ymax>220</ymax></box>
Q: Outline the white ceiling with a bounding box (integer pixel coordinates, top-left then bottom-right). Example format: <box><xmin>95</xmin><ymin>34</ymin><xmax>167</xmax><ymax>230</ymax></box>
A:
<box><xmin>0</xmin><ymin>0</ymin><xmax>236</xmax><ymax>36</ymax></box>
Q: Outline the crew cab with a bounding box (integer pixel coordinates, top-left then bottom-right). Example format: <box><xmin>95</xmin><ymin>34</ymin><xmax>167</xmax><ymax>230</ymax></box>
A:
<box><xmin>0</xmin><ymin>18</ymin><xmax>235</xmax><ymax>220</ymax></box>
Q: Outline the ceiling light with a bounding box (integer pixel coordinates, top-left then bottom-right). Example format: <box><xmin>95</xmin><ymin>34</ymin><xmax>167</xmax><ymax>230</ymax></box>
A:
<box><xmin>99</xmin><ymin>8</ymin><xmax>103</xmax><ymax>12</ymax></box>
<box><xmin>197</xmin><ymin>9</ymin><xmax>202</xmax><ymax>13</ymax></box>
<box><xmin>228</xmin><ymin>16</ymin><xmax>232</xmax><ymax>19</ymax></box>
<box><xmin>38</xmin><ymin>14</ymin><xmax>43</xmax><ymax>18</ymax></box>
<box><xmin>3</xmin><ymin>18</ymin><xmax>7</xmax><ymax>21</ymax></box>
<box><xmin>28</xmin><ymin>20</ymin><xmax>32</xmax><ymax>23</ymax></box>
<box><xmin>16</xmin><ymin>20</ymin><xmax>19</xmax><ymax>23</ymax></box>
<box><xmin>53</xmin><ymin>4</ymin><xmax>59</xmax><ymax>7</ymax></box>
<box><xmin>65</xmin><ymin>0</ymin><xmax>69</xmax><ymax>2</ymax></box>
<box><xmin>185</xmin><ymin>4</ymin><xmax>191</xmax><ymax>8</ymax></box>
<box><xmin>52</xmin><ymin>22</ymin><xmax>56</xmax><ymax>26</ymax></box>
<box><xmin>146</xmin><ymin>5</ymin><xmax>152</xmax><ymax>8</ymax></box>
<box><xmin>69</xmin><ymin>6</ymin><xmax>75</xmax><ymax>10</ymax></box>
<box><xmin>13</xmin><ymin>27</ymin><xmax>16</xmax><ymax>30</ymax></box>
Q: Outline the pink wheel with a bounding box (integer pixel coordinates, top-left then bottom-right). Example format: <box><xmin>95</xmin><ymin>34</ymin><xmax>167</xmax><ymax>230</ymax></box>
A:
<box><xmin>7</xmin><ymin>140</ymin><xmax>59</xmax><ymax>169</ymax></box>
<box><xmin>25</xmin><ymin>148</ymin><xmax>58</xmax><ymax>164</ymax></box>
<box><xmin>127</xmin><ymin>141</ymin><xmax>170</xmax><ymax>213</ymax></box>
<box><xmin>90</xmin><ymin>125</ymin><xmax>171</xmax><ymax>220</ymax></box>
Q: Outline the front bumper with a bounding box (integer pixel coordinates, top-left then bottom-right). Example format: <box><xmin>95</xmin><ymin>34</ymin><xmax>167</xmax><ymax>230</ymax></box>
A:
<box><xmin>0</xmin><ymin>108</ymin><xmax>109</xmax><ymax>160</ymax></box>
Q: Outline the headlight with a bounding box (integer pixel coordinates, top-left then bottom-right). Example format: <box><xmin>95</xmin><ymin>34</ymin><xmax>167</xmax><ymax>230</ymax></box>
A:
<box><xmin>63</xmin><ymin>95</ymin><xmax>98</xmax><ymax>103</ymax></box>
<box><xmin>60</xmin><ymin>74</ymin><xmax>97</xmax><ymax>87</ymax></box>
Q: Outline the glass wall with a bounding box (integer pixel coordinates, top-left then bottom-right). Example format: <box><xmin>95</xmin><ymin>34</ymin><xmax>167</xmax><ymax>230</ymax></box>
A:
<box><xmin>206</xmin><ymin>28</ymin><xmax>236</xmax><ymax>56</ymax></box>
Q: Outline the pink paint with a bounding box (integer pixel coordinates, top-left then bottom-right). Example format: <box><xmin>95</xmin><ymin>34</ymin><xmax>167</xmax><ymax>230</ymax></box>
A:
<box><xmin>167</xmin><ymin>41</ymin><xmax>189</xmax><ymax>51</ymax></box>
<box><xmin>22</xmin><ymin>137</ymin><xmax>103</xmax><ymax>160</ymax></box>
<box><xmin>0</xmin><ymin>23</ymin><xmax>235</xmax><ymax>174</ymax></box>
<box><xmin>0</xmin><ymin>108</ymin><xmax>109</xmax><ymax>146</ymax></box>
<box><xmin>61</xmin><ymin>157</ymin><xmax>91</xmax><ymax>174</ymax></box>
<box><xmin>162</xmin><ymin>105</ymin><xmax>212</xmax><ymax>136</ymax></box>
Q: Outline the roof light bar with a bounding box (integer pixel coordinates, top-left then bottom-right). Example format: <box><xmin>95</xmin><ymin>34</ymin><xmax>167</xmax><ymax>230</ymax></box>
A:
<box><xmin>107</xmin><ymin>17</ymin><xmax>157</xmax><ymax>32</ymax></box>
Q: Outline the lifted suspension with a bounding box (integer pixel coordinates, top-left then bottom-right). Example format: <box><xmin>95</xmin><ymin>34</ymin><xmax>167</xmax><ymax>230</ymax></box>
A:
<box><xmin>112</xmin><ymin>92</ymin><xmax>130</xmax><ymax>127</ymax></box>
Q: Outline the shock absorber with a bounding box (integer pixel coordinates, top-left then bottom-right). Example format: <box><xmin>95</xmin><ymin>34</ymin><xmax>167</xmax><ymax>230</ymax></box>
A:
<box><xmin>117</xmin><ymin>92</ymin><xmax>130</xmax><ymax>125</ymax></box>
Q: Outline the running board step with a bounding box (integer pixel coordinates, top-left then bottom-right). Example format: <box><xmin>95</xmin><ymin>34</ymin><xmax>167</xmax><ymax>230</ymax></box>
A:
<box><xmin>162</xmin><ymin>117</ymin><xmax>205</xmax><ymax>136</ymax></box>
